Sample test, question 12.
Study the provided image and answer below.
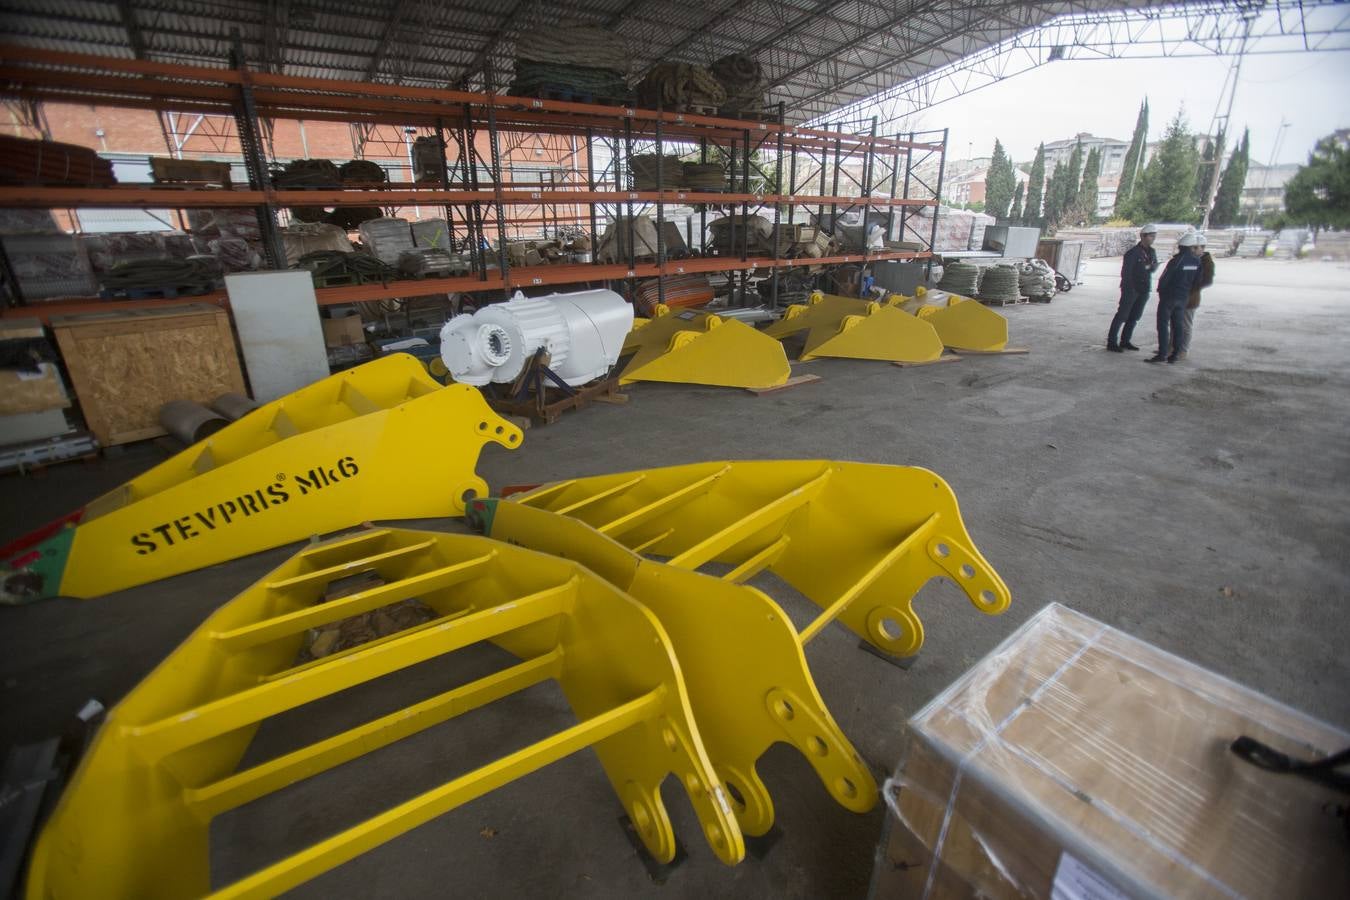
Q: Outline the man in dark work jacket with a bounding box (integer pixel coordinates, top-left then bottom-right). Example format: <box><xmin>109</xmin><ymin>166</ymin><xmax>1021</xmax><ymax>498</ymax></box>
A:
<box><xmin>1106</xmin><ymin>223</ymin><xmax>1159</xmax><ymax>352</ymax></box>
<box><xmin>1148</xmin><ymin>232</ymin><xmax>1204</xmax><ymax>364</ymax></box>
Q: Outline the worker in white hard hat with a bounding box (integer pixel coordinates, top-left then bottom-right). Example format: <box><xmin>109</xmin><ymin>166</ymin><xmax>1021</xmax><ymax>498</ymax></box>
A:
<box><xmin>1149</xmin><ymin>231</ymin><xmax>1204</xmax><ymax>363</ymax></box>
<box><xmin>1174</xmin><ymin>232</ymin><xmax>1216</xmax><ymax>361</ymax></box>
<box><xmin>1106</xmin><ymin>223</ymin><xmax>1159</xmax><ymax>352</ymax></box>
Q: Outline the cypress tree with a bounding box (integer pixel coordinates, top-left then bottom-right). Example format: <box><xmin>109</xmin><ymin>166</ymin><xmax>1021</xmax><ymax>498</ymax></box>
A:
<box><xmin>1009</xmin><ymin>181</ymin><xmax>1024</xmax><ymax>222</ymax></box>
<box><xmin>1126</xmin><ymin>112</ymin><xmax>1200</xmax><ymax>223</ymax></box>
<box><xmin>985</xmin><ymin>139</ymin><xmax>1016</xmax><ymax>219</ymax></box>
<box><xmin>1078</xmin><ymin>148</ymin><xmax>1101</xmax><ymax>223</ymax></box>
<box><xmin>1023</xmin><ymin>143</ymin><xmax>1046</xmax><ymax>225</ymax></box>
<box><xmin>1212</xmin><ymin>128</ymin><xmax>1250</xmax><ymax>227</ymax></box>
<box><xmin>1114</xmin><ymin>99</ymin><xmax>1149</xmax><ymax>216</ymax></box>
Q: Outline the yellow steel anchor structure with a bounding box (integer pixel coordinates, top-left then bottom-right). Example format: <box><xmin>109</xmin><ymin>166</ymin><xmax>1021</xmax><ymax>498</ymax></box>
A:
<box><xmin>505</xmin><ymin>460</ymin><xmax>1011</xmax><ymax>659</ymax></box>
<box><xmin>27</xmin><ymin>528</ymin><xmax>744</xmax><ymax>899</ymax></box>
<box><xmin>763</xmin><ymin>291</ymin><xmax>944</xmax><ymax>363</ymax></box>
<box><xmin>619</xmin><ymin>305</ymin><xmax>790</xmax><ymax>390</ymax></box>
<box><xmin>468</xmin><ymin>498</ymin><xmax>877</xmax><ymax>836</ymax></box>
<box><xmin>0</xmin><ymin>354</ymin><xmax>522</xmax><ymax>603</ymax></box>
<box><xmin>888</xmin><ymin>292</ymin><xmax>1008</xmax><ymax>352</ymax></box>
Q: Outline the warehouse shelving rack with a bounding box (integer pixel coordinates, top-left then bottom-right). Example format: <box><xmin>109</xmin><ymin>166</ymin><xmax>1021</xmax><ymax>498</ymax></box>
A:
<box><xmin>0</xmin><ymin>43</ymin><xmax>947</xmax><ymax>320</ymax></box>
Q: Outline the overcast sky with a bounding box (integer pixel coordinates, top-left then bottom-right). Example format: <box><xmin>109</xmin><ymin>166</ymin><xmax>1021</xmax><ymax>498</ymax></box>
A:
<box><xmin>895</xmin><ymin>49</ymin><xmax>1350</xmax><ymax>168</ymax></box>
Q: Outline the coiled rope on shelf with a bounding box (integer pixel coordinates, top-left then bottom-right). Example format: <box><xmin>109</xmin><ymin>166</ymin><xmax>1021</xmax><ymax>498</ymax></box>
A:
<box><xmin>937</xmin><ymin>260</ymin><xmax>982</xmax><ymax>296</ymax></box>
<box><xmin>635</xmin><ymin>63</ymin><xmax>726</xmax><ymax>112</ymax></box>
<box><xmin>338</xmin><ymin>159</ymin><xmax>387</xmax><ymax>185</ymax></box>
<box><xmin>100</xmin><ymin>258</ymin><xmax>221</xmax><ymax>294</ymax></box>
<box><xmin>514</xmin><ymin>25</ymin><xmax>629</xmax><ymax>71</ymax></box>
<box><xmin>294</xmin><ymin>250</ymin><xmax>396</xmax><ymax>285</ymax></box>
<box><xmin>710</xmin><ymin>54</ymin><xmax>766</xmax><ymax>117</ymax></box>
<box><xmin>272</xmin><ymin>158</ymin><xmax>341</xmax><ymax>188</ymax></box>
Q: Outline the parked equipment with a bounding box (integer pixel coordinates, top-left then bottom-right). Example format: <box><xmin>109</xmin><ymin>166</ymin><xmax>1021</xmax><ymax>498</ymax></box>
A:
<box><xmin>764</xmin><ymin>291</ymin><xmax>944</xmax><ymax>363</ymax></box>
<box><xmin>501</xmin><ymin>460</ymin><xmax>1011</xmax><ymax>659</ymax></box>
<box><xmin>25</xmin><ymin>527</ymin><xmax>743</xmax><ymax>899</ymax></box>
<box><xmin>0</xmin><ymin>355</ymin><xmax>522</xmax><ymax>604</ymax></box>
<box><xmin>439</xmin><ymin>289</ymin><xmax>633</xmax><ymax>387</ymax></box>
<box><xmin>619</xmin><ymin>307</ymin><xmax>789</xmax><ymax>390</ymax></box>
<box><xmin>891</xmin><ymin>293</ymin><xmax>1008</xmax><ymax>352</ymax></box>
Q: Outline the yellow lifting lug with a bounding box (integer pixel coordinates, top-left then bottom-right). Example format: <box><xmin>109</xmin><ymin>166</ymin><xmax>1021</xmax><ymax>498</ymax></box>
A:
<box><xmin>504</xmin><ymin>461</ymin><xmax>1010</xmax><ymax>659</ymax></box>
<box><xmin>618</xmin><ymin>308</ymin><xmax>790</xmax><ymax>390</ymax></box>
<box><xmin>0</xmin><ymin>354</ymin><xmax>522</xmax><ymax>604</ymax></box>
<box><xmin>763</xmin><ymin>290</ymin><xmax>944</xmax><ymax>363</ymax></box>
<box><xmin>890</xmin><ymin>292</ymin><xmax>1008</xmax><ymax>352</ymax></box>
<box><xmin>468</xmin><ymin>498</ymin><xmax>878</xmax><ymax>835</ymax></box>
<box><xmin>27</xmin><ymin>527</ymin><xmax>744</xmax><ymax>899</ymax></box>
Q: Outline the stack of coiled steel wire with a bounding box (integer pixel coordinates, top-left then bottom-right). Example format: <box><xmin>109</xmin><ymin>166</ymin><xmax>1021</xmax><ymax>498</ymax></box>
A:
<box><xmin>977</xmin><ymin>265</ymin><xmax>1022</xmax><ymax>303</ymax></box>
<box><xmin>937</xmin><ymin>260</ymin><xmax>982</xmax><ymax>296</ymax></box>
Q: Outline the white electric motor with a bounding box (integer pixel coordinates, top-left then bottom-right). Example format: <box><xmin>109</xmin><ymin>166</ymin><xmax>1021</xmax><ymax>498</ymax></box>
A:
<box><xmin>438</xmin><ymin>288</ymin><xmax>633</xmax><ymax>387</ymax></box>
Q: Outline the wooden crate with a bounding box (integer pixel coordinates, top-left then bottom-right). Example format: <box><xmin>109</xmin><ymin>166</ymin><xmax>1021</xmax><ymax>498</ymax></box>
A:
<box><xmin>51</xmin><ymin>304</ymin><xmax>245</xmax><ymax>447</ymax></box>
<box><xmin>149</xmin><ymin>156</ymin><xmax>232</xmax><ymax>188</ymax></box>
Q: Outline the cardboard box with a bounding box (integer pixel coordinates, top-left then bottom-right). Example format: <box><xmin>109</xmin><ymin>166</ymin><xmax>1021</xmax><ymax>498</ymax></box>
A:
<box><xmin>322</xmin><ymin>314</ymin><xmax>366</xmax><ymax>348</ymax></box>
<box><xmin>871</xmin><ymin>604</ymin><xmax>1349</xmax><ymax>900</ymax></box>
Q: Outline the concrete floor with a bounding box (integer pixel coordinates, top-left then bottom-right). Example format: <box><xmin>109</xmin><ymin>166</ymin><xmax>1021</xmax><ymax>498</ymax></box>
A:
<box><xmin>3</xmin><ymin>256</ymin><xmax>1349</xmax><ymax>897</ymax></box>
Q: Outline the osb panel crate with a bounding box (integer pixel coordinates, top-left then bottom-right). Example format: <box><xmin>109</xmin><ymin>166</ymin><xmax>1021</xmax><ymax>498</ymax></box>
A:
<box><xmin>51</xmin><ymin>304</ymin><xmax>245</xmax><ymax>447</ymax></box>
<box><xmin>870</xmin><ymin>603</ymin><xmax>1349</xmax><ymax>900</ymax></box>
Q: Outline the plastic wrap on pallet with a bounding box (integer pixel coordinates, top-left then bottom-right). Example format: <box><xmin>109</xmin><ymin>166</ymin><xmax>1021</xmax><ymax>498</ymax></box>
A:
<box><xmin>208</xmin><ymin>237</ymin><xmax>261</xmax><ymax>272</ymax></box>
<box><xmin>1</xmin><ymin>234</ymin><xmax>98</xmax><ymax>300</ymax></box>
<box><xmin>411</xmin><ymin>218</ymin><xmax>452</xmax><ymax>249</ymax></box>
<box><xmin>282</xmin><ymin>223</ymin><xmax>353</xmax><ymax>267</ymax></box>
<box><xmin>901</xmin><ymin>206</ymin><xmax>995</xmax><ymax>252</ymax></box>
<box><xmin>514</xmin><ymin>25</ymin><xmax>630</xmax><ymax>71</ymax></box>
<box><xmin>187</xmin><ymin>208</ymin><xmax>262</xmax><ymax>241</ymax></box>
<box><xmin>358</xmin><ymin>217</ymin><xmax>415</xmax><ymax>266</ymax></box>
<box><xmin>871</xmin><ymin>603</ymin><xmax>1350</xmax><ymax>900</ymax></box>
<box><xmin>0</xmin><ymin>209</ymin><xmax>60</xmax><ymax>236</ymax></box>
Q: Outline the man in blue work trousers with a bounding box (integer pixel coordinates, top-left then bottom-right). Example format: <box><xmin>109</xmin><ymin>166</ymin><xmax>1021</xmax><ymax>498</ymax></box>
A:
<box><xmin>1148</xmin><ymin>231</ymin><xmax>1204</xmax><ymax>364</ymax></box>
<box><xmin>1106</xmin><ymin>223</ymin><xmax>1159</xmax><ymax>352</ymax></box>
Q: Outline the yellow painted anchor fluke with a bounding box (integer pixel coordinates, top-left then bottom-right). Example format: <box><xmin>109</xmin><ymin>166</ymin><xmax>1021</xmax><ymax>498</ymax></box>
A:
<box><xmin>764</xmin><ymin>291</ymin><xmax>943</xmax><ymax>363</ymax></box>
<box><xmin>619</xmin><ymin>306</ymin><xmax>789</xmax><ymax>389</ymax></box>
<box><xmin>0</xmin><ymin>354</ymin><xmax>522</xmax><ymax>603</ymax></box>
<box><xmin>891</xmin><ymin>293</ymin><xmax>1008</xmax><ymax>352</ymax></box>
<box><xmin>470</xmin><ymin>498</ymin><xmax>878</xmax><ymax>835</ymax></box>
<box><xmin>506</xmin><ymin>460</ymin><xmax>1010</xmax><ymax>660</ymax></box>
<box><xmin>26</xmin><ymin>527</ymin><xmax>744</xmax><ymax>899</ymax></box>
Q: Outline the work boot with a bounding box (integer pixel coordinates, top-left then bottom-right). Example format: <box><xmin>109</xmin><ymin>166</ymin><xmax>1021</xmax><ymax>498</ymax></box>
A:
<box><xmin>1107</xmin><ymin>342</ymin><xmax>1123</xmax><ymax>353</ymax></box>
<box><xmin>1171</xmin><ymin>351</ymin><xmax>1187</xmax><ymax>362</ymax></box>
<box><xmin>1145</xmin><ymin>354</ymin><xmax>1166</xmax><ymax>364</ymax></box>
<box><xmin>1121</xmin><ymin>341</ymin><xmax>1141</xmax><ymax>351</ymax></box>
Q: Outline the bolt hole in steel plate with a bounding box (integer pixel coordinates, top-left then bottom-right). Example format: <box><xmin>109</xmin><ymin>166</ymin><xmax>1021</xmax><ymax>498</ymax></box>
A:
<box><xmin>934</xmin><ymin>542</ymin><xmax>950</xmax><ymax>558</ymax></box>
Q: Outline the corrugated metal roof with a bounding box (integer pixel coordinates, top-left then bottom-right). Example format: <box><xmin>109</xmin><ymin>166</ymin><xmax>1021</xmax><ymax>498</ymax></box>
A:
<box><xmin>0</xmin><ymin>0</ymin><xmax>1265</xmax><ymax>122</ymax></box>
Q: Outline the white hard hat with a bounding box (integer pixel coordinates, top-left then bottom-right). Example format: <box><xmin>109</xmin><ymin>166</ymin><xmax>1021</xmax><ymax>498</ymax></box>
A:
<box><xmin>1193</xmin><ymin>232</ymin><xmax>1208</xmax><ymax>245</ymax></box>
<box><xmin>1140</xmin><ymin>223</ymin><xmax>1159</xmax><ymax>235</ymax></box>
<box><xmin>1177</xmin><ymin>232</ymin><xmax>1201</xmax><ymax>247</ymax></box>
